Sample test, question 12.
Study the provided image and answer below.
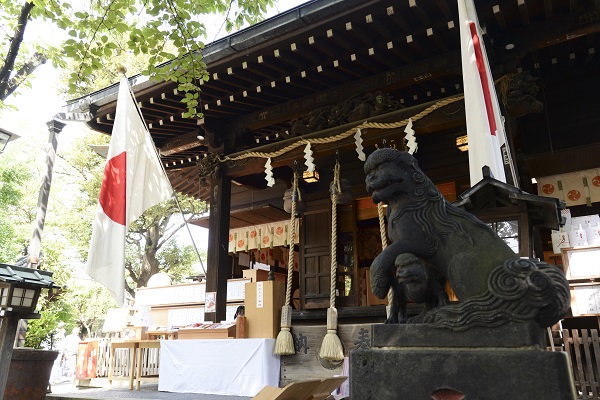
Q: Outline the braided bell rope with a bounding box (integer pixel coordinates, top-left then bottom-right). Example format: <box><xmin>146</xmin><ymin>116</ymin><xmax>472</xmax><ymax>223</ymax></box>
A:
<box><xmin>318</xmin><ymin>158</ymin><xmax>344</xmax><ymax>361</ymax></box>
<box><xmin>330</xmin><ymin>161</ymin><xmax>341</xmax><ymax>308</ymax></box>
<box><xmin>285</xmin><ymin>172</ymin><xmax>298</xmax><ymax>307</ymax></box>
<box><xmin>377</xmin><ymin>202</ymin><xmax>394</xmax><ymax>310</ymax></box>
<box><xmin>274</xmin><ymin>169</ymin><xmax>299</xmax><ymax>355</ymax></box>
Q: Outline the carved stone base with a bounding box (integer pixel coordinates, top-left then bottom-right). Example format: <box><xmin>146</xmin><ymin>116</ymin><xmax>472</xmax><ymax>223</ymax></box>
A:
<box><xmin>349</xmin><ymin>323</ymin><xmax>576</xmax><ymax>400</ymax></box>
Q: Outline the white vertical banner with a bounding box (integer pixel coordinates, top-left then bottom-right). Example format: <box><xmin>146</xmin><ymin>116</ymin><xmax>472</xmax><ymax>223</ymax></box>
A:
<box><xmin>86</xmin><ymin>77</ymin><xmax>173</xmax><ymax>306</ymax></box>
<box><xmin>458</xmin><ymin>0</ymin><xmax>516</xmax><ymax>186</ymax></box>
<box><xmin>256</xmin><ymin>282</ymin><xmax>264</xmax><ymax>308</ymax></box>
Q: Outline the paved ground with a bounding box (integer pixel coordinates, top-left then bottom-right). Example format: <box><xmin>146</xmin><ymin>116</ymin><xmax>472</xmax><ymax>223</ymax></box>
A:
<box><xmin>46</xmin><ymin>382</ymin><xmax>252</xmax><ymax>400</ymax></box>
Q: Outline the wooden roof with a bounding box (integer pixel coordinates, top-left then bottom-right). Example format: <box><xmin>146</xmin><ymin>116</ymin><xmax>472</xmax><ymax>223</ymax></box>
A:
<box><xmin>191</xmin><ymin>204</ymin><xmax>290</xmax><ymax>229</ymax></box>
<box><xmin>62</xmin><ymin>0</ymin><xmax>600</xmax><ymax>202</ymax></box>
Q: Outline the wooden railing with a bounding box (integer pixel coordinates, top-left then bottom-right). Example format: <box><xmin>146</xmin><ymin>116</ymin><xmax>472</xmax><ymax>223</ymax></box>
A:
<box><xmin>76</xmin><ymin>339</ymin><xmax>161</xmax><ymax>389</ymax></box>
<box><xmin>563</xmin><ymin>329</ymin><xmax>600</xmax><ymax>399</ymax></box>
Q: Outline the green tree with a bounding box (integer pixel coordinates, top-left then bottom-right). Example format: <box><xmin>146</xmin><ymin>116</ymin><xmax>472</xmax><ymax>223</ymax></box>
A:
<box><xmin>0</xmin><ymin>162</ymin><xmax>29</xmax><ymax>261</ymax></box>
<box><xmin>125</xmin><ymin>194</ymin><xmax>207</xmax><ymax>298</ymax></box>
<box><xmin>0</xmin><ymin>135</ymin><xmax>46</xmax><ymax>263</ymax></box>
<box><xmin>63</xmin><ymin>283</ymin><xmax>115</xmax><ymax>338</ymax></box>
<box><xmin>0</xmin><ymin>0</ymin><xmax>275</xmax><ymax>115</ymax></box>
<box><xmin>54</xmin><ymin>129</ymin><xmax>208</xmax><ymax>299</ymax></box>
<box><xmin>24</xmin><ymin>291</ymin><xmax>71</xmax><ymax>348</ymax></box>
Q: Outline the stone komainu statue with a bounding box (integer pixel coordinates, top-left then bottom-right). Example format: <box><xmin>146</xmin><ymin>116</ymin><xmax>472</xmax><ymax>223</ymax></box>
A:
<box><xmin>364</xmin><ymin>148</ymin><xmax>570</xmax><ymax>330</ymax></box>
<box><xmin>387</xmin><ymin>253</ymin><xmax>449</xmax><ymax>324</ymax></box>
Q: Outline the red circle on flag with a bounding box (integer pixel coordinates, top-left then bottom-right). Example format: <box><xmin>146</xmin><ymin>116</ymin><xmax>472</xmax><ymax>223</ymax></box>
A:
<box><xmin>568</xmin><ymin>190</ymin><xmax>581</xmax><ymax>201</ymax></box>
<box><xmin>593</xmin><ymin>176</ymin><xmax>600</xmax><ymax>187</ymax></box>
<box><xmin>99</xmin><ymin>152</ymin><xmax>126</xmax><ymax>225</ymax></box>
<box><xmin>541</xmin><ymin>184</ymin><xmax>554</xmax><ymax>194</ymax></box>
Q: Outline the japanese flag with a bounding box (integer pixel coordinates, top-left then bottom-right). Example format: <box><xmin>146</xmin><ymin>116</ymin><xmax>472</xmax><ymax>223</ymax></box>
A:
<box><xmin>86</xmin><ymin>78</ymin><xmax>173</xmax><ymax>306</ymax></box>
<box><xmin>458</xmin><ymin>0</ymin><xmax>512</xmax><ymax>185</ymax></box>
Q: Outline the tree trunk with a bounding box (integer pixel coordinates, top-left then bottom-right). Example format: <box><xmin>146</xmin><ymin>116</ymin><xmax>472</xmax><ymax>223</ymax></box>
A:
<box><xmin>0</xmin><ymin>1</ymin><xmax>47</xmax><ymax>102</ymax></box>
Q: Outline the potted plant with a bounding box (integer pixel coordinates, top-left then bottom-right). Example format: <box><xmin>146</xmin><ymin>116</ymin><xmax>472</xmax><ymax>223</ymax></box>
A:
<box><xmin>5</xmin><ymin>298</ymin><xmax>65</xmax><ymax>400</ymax></box>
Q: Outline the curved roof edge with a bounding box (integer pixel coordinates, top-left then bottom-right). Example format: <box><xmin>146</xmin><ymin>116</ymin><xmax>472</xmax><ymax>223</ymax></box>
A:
<box><xmin>62</xmin><ymin>0</ymin><xmax>366</xmax><ymax>115</ymax></box>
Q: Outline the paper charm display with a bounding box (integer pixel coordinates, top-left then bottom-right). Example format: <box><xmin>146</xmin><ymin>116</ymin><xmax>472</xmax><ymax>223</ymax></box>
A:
<box><xmin>355</xmin><ymin>128</ymin><xmax>365</xmax><ymax>161</ymax></box>
<box><xmin>404</xmin><ymin>118</ymin><xmax>418</xmax><ymax>155</ymax></box>
<box><xmin>265</xmin><ymin>157</ymin><xmax>275</xmax><ymax>187</ymax></box>
<box><xmin>304</xmin><ymin>143</ymin><xmax>315</xmax><ymax>172</ymax></box>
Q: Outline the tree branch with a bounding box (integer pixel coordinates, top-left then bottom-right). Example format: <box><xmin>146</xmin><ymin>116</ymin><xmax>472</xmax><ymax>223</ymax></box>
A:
<box><xmin>1</xmin><ymin>52</ymin><xmax>47</xmax><ymax>100</ymax></box>
<box><xmin>0</xmin><ymin>0</ymin><xmax>35</xmax><ymax>101</ymax></box>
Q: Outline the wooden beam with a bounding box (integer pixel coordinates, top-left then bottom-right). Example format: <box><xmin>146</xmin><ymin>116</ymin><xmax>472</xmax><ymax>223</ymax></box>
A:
<box><xmin>159</xmin><ymin>129</ymin><xmax>204</xmax><ymax>156</ymax></box>
<box><xmin>493</xmin><ymin>4</ymin><xmax>508</xmax><ymax>30</ymax></box>
<box><xmin>544</xmin><ymin>0</ymin><xmax>553</xmax><ymax>20</ymax></box>
<box><xmin>408</xmin><ymin>0</ymin><xmax>432</xmax><ymax>26</ymax></box>
<box><xmin>517</xmin><ymin>0</ymin><xmax>530</xmax><ymax>26</ymax></box>
<box><xmin>205</xmin><ymin>173</ymin><xmax>232</xmax><ymax>323</ymax></box>
<box><xmin>434</xmin><ymin>0</ymin><xmax>452</xmax><ymax>20</ymax></box>
<box><xmin>229</xmin><ymin>50</ymin><xmax>461</xmax><ymax>133</ymax></box>
<box><xmin>524</xmin><ymin>143</ymin><xmax>600</xmax><ymax>178</ymax></box>
<box><xmin>223</xmin><ymin>96</ymin><xmax>467</xmax><ymax>178</ymax></box>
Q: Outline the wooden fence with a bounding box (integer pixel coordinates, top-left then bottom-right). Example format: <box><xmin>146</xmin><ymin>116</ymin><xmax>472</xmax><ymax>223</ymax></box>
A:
<box><xmin>76</xmin><ymin>339</ymin><xmax>160</xmax><ymax>387</ymax></box>
<box><xmin>563</xmin><ymin>329</ymin><xmax>600</xmax><ymax>399</ymax></box>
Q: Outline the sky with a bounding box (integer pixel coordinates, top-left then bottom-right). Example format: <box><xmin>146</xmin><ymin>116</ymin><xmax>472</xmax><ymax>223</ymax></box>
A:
<box><xmin>0</xmin><ymin>0</ymin><xmax>305</xmax><ymax>268</ymax></box>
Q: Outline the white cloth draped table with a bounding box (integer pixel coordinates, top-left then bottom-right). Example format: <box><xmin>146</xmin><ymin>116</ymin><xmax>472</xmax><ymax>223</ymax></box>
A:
<box><xmin>158</xmin><ymin>338</ymin><xmax>280</xmax><ymax>397</ymax></box>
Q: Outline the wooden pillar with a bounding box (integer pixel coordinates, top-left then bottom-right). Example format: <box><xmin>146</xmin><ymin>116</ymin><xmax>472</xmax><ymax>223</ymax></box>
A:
<box><xmin>204</xmin><ymin>172</ymin><xmax>231</xmax><ymax>323</ymax></box>
<box><xmin>15</xmin><ymin>119</ymin><xmax>65</xmax><ymax>348</ymax></box>
<box><xmin>28</xmin><ymin>119</ymin><xmax>65</xmax><ymax>268</ymax></box>
<box><xmin>0</xmin><ymin>316</ymin><xmax>20</xmax><ymax>398</ymax></box>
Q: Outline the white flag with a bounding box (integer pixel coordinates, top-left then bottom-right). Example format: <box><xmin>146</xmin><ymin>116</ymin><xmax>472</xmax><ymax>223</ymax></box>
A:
<box><xmin>459</xmin><ymin>0</ymin><xmax>513</xmax><ymax>186</ymax></box>
<box><xmin>86</xmin><ymin>78</ymin><xmax>173</xmax><ymax>306</ymax></box>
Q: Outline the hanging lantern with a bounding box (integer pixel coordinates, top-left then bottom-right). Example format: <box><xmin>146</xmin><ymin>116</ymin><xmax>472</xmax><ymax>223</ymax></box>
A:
<box><xmin>302</xmin><ymin>169</ymin><xmax>320</xmax><ymax>183</ymax></box>
<box><xmin>283</xmin><ymin>187</ymin><xmax>306</xmax><ymax>214</ymax></box>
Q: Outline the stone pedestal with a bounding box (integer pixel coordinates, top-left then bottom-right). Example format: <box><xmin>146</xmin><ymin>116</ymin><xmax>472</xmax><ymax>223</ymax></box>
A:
<box><xmin>350</xmin><ymin>323</ymin><xmax>576</xmax><ymax>400</ymax></box>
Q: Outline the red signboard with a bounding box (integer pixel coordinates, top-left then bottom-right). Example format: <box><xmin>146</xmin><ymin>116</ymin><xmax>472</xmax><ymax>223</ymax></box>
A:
<box><xmin>75</xmin><ymin>341</ymin><xmax>98</xmax><ymax>380</ymax></box>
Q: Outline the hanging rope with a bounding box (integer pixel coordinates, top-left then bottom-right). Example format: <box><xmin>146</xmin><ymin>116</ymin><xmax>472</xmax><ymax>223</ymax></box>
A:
<box><xmin>377</xmin><ymin>202</ymin><xmax>394</xmax><ymax>312</ymax></box>
<box><xmin>218</xmin><ymin>95</ymin><xmax>463</xmax><ymax>163</ymax></box>
<box><xmin>274</xmin><ymin>168</ymin><xmax>299</xmax><ymax>355</ymax></box>
<box><xmin>319</xmin><ymin>157</ymin><xmax>345</xmax><ymax>361</ymax></box>
<box><xmin>377</xmin><ymin>203</ymin><xmax>388</xmax><ymax>250</ymax></box>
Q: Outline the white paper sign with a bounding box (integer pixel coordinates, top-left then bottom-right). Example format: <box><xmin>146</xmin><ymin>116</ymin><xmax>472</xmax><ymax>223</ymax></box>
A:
<box><xmin>205</xmin><ymin>292</ymin><xmax>216</xmax><ymax>313</ymax></box>
<box><xmin>551</xmin><ymin>230</ymin><xmax>571</xmax><ymax>254</ymax></box>
<box><xmin>256</xmin><ymin>282</ymin><xmax>264</xmax><ymax>308</ymax></box>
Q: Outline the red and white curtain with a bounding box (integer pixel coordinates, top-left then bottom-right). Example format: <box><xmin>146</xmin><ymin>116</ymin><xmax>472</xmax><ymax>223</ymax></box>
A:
<box><xmin>228</xmin><ymin>219</ymin><xmax>299</xmax><ymax>253</ymax></box>
<box><xmin>537</xmin><ymin>169</ymin><xmax>600</xmax><ymax>207</ymax></box>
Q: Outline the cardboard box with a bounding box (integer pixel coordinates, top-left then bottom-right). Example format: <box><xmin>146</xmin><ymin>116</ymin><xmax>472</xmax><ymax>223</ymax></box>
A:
<box><xmin>252</xmin><ymin>377</ymin><xmax>348</xmax><ymax>400</ymax></box>
<box><xmin>243</xmin><ymin>269</ymin><xmax>286</xmax><ymax>283</ymax></box>
<box><xmin>244</xmin><ymin>281</ymin><xmax>285</xmax><ymax>339</ymax></box>
<box><xmin>133</xmin><ymin>326</ymin><xmax>149</xmax><ymax>340</ymax></box>
<box><xmin>236</xmin><ymin>316</ymin><xmax>247</xmax><ymax>338</ymax></box>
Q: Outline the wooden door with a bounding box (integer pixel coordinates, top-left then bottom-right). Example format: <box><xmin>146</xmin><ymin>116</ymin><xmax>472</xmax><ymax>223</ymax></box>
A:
<box><xmin>301</xmin><ymin>203</ymin><xmax>331</xmax><ymax>309</ymax></box>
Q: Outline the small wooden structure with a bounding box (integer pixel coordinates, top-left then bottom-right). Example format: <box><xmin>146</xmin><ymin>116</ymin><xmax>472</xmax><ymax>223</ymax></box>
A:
<box><xmin>454</xmin><ymin>166</ymin><xmax>565</xmax><ymax>258</ymax></box>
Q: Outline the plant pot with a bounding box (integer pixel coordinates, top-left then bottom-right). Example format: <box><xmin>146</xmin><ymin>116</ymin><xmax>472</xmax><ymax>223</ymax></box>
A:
<box><xmin>5</xmin><ymin>348</ymin><xmax>59</xmax><ymax>400</ymax></box>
